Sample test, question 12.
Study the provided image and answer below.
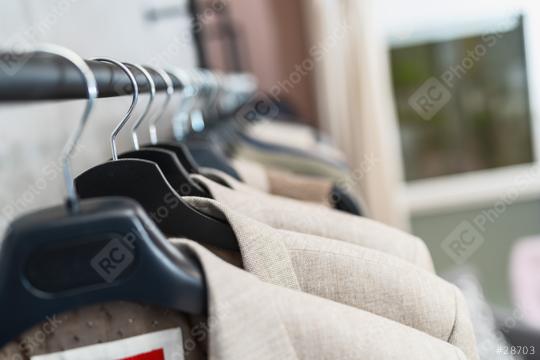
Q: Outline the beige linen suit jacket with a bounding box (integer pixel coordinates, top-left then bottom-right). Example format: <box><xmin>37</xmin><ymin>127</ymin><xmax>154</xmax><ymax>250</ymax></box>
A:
<box><xmin>232</xmin><ymin>159</ymin><xmax>335</xmax><ymax>207</ymax></box>
<box><xmin>192</xmin><ymin>171</ymin><xmax>435</xmax><ymax>272</ymax></box>
<box><xmin>185</xmin><ymin>197</ymin><xmax>479</xmax><ymax>360</ymax></box>
<box><xmin>1</xmin><ymin>241</ymin><xmax>468</xmax><ymax>360</ymax></box>
<box><xmin>245</xmin><ymin>119</ymin><xmax>347</xmax><ymax>163</ymax></box>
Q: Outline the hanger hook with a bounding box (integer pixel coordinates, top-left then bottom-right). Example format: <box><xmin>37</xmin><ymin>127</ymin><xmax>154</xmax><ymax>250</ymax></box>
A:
<box><xmin>34</xmin><ymin>44</ymin><xmax>98</xmax><ymax>213</ymax></box>
<box><xmin>147</xmin><ymin>67</ymin><xmax>174</xmax><ymax>145</ymax></box>
<box><xmin>189</xmin><ymin>70</ymin><xmax>208</xmax><ymax>133</ymax></box>
<box><xmin>127</xmin><ymin>64</ymin><xmax>156</xmax><ymax>150</ymax></box>
<box><xmin>91</xmin><ymin>58</ymin><xmax>139</xmax><ymax>160</ymax></box>
<box><xmin>170</xmin><ymin>69</ymin><xmax>197</xmax><ymax>139</ymax></box>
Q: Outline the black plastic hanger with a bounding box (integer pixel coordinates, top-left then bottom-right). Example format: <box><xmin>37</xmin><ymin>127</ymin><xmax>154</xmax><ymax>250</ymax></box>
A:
<box><xmin>74</xmin><ymin>60</ymin><xmax>238</xmax><ymax>250</ymax></box>
<box><xmin>186</xmin><ymin>138</ymin><xmax>241</xmax><ymax>179</ymax></box>
<box><xmin>143</xmin><ymin>70</ymin><xmax>201</xmax><ymax>174</ymax></box>
<box><xmin>76</xmin><ymin>159</ymin><xmax>237</xmax><ymax>249</ymax></box>
<box><xmin>180</xmin><ymin>70</ymin><xmax>242</xmax><ymax>179</ymax></box>
<box><xmin>0</xmin><ymin>48</ymin><xmax>205</xmax><ymax>348</ymax></box>
<box><xmin>145</xmin><ymin>142</ymin><xmax>200</xmax><ymax>174</ymax></box>
<box><xmin>0</xmin><ymin>197</ymin><xmax>205</xmax><ymax>348</ymax></box>
<box><xmin>117</xmin><ymin>64</ymin><xmax>204</xmax><ymax>195</ymax></box>
<box><xmin>118</xmin><ymin>148</ymin><xmax>206</xmax><ymax>196</ymax></box>
<box><xmin>146</xmin><ymin>69</ymin><xmax>240</xmax><ymax>179</ymax></box>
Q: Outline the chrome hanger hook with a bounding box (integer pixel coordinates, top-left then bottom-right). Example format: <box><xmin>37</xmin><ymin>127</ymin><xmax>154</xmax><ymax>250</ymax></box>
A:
<box><xmin>91</xmin><ymin>58</ymin><xmax>139</xmax><ymax>160</ymax></box>
<box><xmin>127</xmin><ymin>64</ymin><xmax>156</xmax><ymax>150</ymax></box>
<box><xmin>187</xmin><ymin>69</ymin><xmax>208</xmax><ymax>133</ymax></box>
<box><xmin>169</xmin><ymin>68</ymin><xmax>198</xmax><ymax>139</ymax></box>
<box><xmin>147</xmin><ymin>67</ymin><xmax>174</xmax><ymax>145</ymax></box>
<box><xmin>173</xmin><ymin>68</ymin><xmax>197</xmax><ymax>99</ymax></box>
<box><xmin>34</xmin><ymin>44</ymin><xmax>98</xmax><ymax>213</ymax></box>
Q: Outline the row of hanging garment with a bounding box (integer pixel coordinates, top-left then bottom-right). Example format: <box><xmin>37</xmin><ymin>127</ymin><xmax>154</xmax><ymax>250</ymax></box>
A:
<box><xmin>0</xmin><ymin>45</ymin><xmax>480</xmax><ymax>360</ymax></box>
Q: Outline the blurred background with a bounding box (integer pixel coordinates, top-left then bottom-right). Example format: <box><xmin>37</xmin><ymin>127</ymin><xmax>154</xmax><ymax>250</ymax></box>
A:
<box><xmin>2</xmin><ymin>0</ymin><xmax>540</xmax><ymax>357</ymax></box>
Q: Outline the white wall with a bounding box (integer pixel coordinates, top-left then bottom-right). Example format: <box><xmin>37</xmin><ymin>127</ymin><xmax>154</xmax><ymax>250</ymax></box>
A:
<box><xmin>0</xmin><ymin>0</ymin><xmax>198</xmax><ymax>234</ymax></box>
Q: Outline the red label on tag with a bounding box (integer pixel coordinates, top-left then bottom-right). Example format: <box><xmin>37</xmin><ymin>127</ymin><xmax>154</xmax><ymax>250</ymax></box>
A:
<box><xmin>32</xmin><ymin>328</ymin><xmax>183</xmax><ymax>360</ymax></box>
<box><xmin>120</xmin><ymin>349</ymin><xmax>165</xmax><ymax>360</ymax></box>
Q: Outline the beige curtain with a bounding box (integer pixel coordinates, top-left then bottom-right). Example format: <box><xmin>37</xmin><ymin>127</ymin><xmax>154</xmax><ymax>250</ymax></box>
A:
<box><xmin>303</xmin><ymin>0</ymin><xmax>409</xmax><ymax>229</ymax></box>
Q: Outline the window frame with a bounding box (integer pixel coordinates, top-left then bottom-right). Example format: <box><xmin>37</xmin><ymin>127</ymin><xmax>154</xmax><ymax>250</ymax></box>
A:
<box><xmin>383</xmin><ymin>5</ymin><xmax>540</xmax><ymax>214</ymax></box>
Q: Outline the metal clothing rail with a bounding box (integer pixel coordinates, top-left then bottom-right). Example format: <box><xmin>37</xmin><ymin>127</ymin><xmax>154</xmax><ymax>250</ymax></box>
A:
<box><xmin>0</xmin><ymin>53</ymin><xmax>183</xmax><ymax>101</ymax></box>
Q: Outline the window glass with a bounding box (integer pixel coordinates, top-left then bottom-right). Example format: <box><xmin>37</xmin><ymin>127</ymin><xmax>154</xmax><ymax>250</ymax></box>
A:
<box><xmin>390</xmin><ymin>17</ymin><xmax>534</xmax><ymax>181</ymax></box>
